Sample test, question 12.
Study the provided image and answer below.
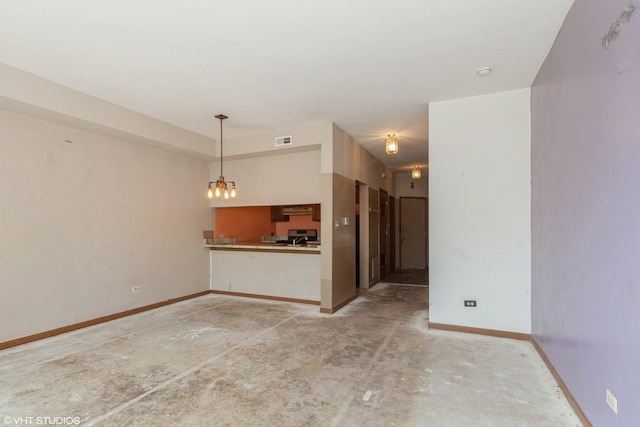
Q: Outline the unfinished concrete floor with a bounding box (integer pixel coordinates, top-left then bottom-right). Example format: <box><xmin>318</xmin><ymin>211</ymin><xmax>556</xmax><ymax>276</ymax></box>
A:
<box><xmin>0</xmin><ymin>284</ymin><xmax>581</xmax><ymax>426</ymax></box>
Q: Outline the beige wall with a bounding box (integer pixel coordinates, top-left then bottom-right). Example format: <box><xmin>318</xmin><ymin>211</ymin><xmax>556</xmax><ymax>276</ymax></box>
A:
<box><xmin>209</xmin><ymin>149</ymin><xmax>321</xmax><ymax>207</ymax></box>
<box><xmin>0</xmin><ymin>63</ymin><xmax>215</xmax><ymax>159</ymax></box>
<box><xmin>331</xmin><ymin>124</ymin><xmax>394</xmax><ymax>194</ymax></box>
<box><xmin>221</xmin><ymin>122</ymin><xmax>329</xmax><ymax>157</ymax></box>
<box><xmin>208</xmin><ymin>121</ymin><xmax>331</xmax><ymax>207</ymax></box>
<box><xmin>320</xmin><ymin>174</ymin><xmax>333</xmax><ymax>308</ymax></box>
<box><xmin>429</xmin><ymin>88</ymin><xmax>531</xmax><ymax>333</ymax></box>
<box><xmin>395</xmin><ymin>171</ymin><xmax>428</xmax><ymax>198</ymax></box>
<box><xmin>0</xmin><ymin>109</ymin><xmax>212</xmax><ymax>343</ymax></box>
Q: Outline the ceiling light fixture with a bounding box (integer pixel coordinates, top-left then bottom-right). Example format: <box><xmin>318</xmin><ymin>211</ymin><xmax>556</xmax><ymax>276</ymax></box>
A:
<box><xmin>477</xmin><ymin>67</ymin><xmax>492</xmax><ymax>77</ymax></box>
<box><xmin>385</xmin><ymin>134</ymin><xmax>398</xmax><ymax>155</ymax></box>
<box><xmin>411</xmin><ymin>166</ymin><xmax>422</xmax><ymax>180</ymax></box>
<box><xmin>207</xmin><ymin>114</ymin><xmax>236</xmax><ymax>200</ymax></box>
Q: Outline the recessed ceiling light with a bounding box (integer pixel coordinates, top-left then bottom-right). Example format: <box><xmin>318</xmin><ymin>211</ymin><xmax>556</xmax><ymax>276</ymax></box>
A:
<box><xmin>477</xmin><ymin>67</ymin><xmax>492</xmax><ymax>77</ymax></box>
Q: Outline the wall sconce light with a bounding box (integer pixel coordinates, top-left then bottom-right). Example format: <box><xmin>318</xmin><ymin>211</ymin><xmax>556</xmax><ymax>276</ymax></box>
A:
<box><xmin>207</xmin><ymin>114</ymin><xmax>237</xmax><ymax>200</ymax></box>
<box><xmin>385</xmin><ymin>134</ymin><xmax>398</xmax><ymax>155</ymax></box>
<box><xmin>411</xmin><ymin>166</ymin><xmax>422</xmax><ymax>180</ymax></box>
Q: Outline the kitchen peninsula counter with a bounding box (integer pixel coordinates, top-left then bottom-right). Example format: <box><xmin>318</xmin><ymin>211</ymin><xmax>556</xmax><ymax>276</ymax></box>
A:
<box><xmin>208</xmin><ymin>243</ymin><xmax>321</xmax><ymax>303</ymax></box>
<box><xmin>206</xmin><ymin>243</ymin><xmax>320</xmax><ymax>254</ymax></box>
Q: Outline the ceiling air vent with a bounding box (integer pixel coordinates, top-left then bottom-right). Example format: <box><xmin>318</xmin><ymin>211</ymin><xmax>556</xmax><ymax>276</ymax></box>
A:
<box><xmin>275</xmin><ymin>136</ymin><xmax>292</xmax><ymax>147</ymax></box>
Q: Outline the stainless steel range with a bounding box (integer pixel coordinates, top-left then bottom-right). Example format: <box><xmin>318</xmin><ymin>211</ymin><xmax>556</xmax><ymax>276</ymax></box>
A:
<box><xmin>287</xmin><ymin>229</ymin><xmax>318</xmax><ymax>245</ymax></box>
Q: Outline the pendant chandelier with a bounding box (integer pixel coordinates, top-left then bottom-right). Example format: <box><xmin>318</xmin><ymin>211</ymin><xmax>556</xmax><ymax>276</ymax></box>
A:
<box><xmin>385</xmin><ymin>134</ymin><xmax>398</xmax><ymax>155</ymax></box>
<box><xmin>207</xmin><ymin>114</ymin><xmax>237</xmax><ymax>199</ymax></box>
<box><xmin>411</xmin><ymin>166</ymin><xmax>422</xmax><ymax>180</ymax></box>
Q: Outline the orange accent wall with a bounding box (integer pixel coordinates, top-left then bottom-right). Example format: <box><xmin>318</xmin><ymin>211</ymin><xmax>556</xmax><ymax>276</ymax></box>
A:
<box><xmin>275</xmin><ymin>215</ymin><xmax>321</xmax><ymax>237</ymax></box>
<box><xmin>215</xmin><ymin>206</ymin><xmax>275</xmax><ymax>243</ymax></box>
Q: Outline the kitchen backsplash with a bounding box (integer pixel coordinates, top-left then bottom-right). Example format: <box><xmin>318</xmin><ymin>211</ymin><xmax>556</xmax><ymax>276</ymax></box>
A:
<box><xmin>214</xmin><ymin>206</ymin><xmax>321</xmax><ymax>244</ymax></box>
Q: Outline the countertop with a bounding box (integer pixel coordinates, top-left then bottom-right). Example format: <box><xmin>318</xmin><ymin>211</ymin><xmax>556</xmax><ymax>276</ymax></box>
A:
<box><xmin>205</xmin><ymin>242</ymin><xmax>321</xmax><ymax>254</ymax></box>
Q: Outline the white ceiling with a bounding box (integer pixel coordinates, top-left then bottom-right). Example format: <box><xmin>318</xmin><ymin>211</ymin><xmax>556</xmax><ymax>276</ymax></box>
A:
<box><xmin>0</xmin><ymin>0</ymin><xmax>574</xmax><ymax>172</ymax></box>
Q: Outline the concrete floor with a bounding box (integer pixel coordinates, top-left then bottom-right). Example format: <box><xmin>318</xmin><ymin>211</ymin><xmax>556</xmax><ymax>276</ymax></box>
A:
<box><xmin>0</xmin><ymin>284</ymin><xmax>581</xmax><ymax>426</ymax></box>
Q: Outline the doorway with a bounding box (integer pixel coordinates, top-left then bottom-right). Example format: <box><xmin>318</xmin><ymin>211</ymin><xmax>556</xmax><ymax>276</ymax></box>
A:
<box><xmin>379</xmin><ymin>189</ymin><xmax>389</xmax><ymax>280</ymax></box>
<box><xmin>355</xmin><ymin>182</ymin><xmax>360</xmax><ymax>287</ymax></box>
<box><xmin>399</xmin><ymin>197</ymin><xmax>427</xmax><ymax>270</ymax></box>
<box><xmin>355</xmin><ymin>182</ymin><xmax>372</xmax><ymax>290</ymax></box>
<box><xmin>389</xmin><ymin>196</ymin><xmax>396</xmax><ymax>273</ymax></box>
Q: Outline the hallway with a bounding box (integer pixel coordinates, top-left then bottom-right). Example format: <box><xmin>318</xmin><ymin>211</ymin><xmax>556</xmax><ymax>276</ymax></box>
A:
<box><xmin>384</xmin><ymin>269</ymin><xmax>428</xmax><ymax>286</ymax></box>
<box><xmin>0</xmin><ymin>285</ymin><xmax>580</xmax><ymax>426</ymax></box>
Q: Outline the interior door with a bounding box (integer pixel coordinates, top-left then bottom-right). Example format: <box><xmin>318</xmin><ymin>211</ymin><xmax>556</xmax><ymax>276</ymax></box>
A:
<box><xmin>379</xmin><ymin>189</ymin><xmax>388</xmax><ymax>280</ymax></box>
<box><xmin>389</xmin><ymin>196</ymin><xmax>396</xmax><ymax>273</ymax></box>
<box><xmin>400</xmin><ymin>197</ymin><xmax>426</xmax><ymax>270</ymax></box>
<box><xmin>368</xmin><ymin>188</ymin><xmax>379</xmax><ymax>285</ymax></box>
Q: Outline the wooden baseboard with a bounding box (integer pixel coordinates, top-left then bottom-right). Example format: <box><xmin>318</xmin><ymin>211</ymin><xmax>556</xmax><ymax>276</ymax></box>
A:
<box><xmin>0</xmin><ymin>291</ymin><xmax>210</xmax><ymax>351</ymax></box>
<box><xmin>428</xmin><ymin>322</ymin><xmax>530</xmax><ymax>341</ymax></box>
<box><xmin>320</xmin><ymin>293</ymin><xmax>358</xmax><ymax>314</ymax></box>
<box><xmin>210</xmin><ymin>290</ymin><xmax>320</xmax><ymax>306</ymax></box>
<box><xmin>531</xmin><ymin>337</ymin><xmax>592</xmax><ymax>427</ymax></box>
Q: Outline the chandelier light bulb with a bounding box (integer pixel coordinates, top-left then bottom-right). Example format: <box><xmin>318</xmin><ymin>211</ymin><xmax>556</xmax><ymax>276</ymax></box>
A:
<box><xmin>207</xmin><ymin>187</ymin><xmax>213</xmax><ymax>198</ymax></box>
<box><xmin>230</xmin><ymin>187</ymin><xmax>236</xmax><ymax>198</ymax></box>
<box><xmin>224</xmin><ymin>189</ymin><xmax>230</xmax><ymax>199</ymax></box>
<box><xmin>215</xmin><ymin>186</ymin><xmax>221</xmax><ymax>197</ymax></box>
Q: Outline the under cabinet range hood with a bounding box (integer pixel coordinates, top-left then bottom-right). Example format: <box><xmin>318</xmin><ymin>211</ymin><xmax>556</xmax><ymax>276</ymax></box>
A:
<box><xmin>282</xmin><ymin>206</ymin><xmax>313</xmax><ymax>216</ymax></box>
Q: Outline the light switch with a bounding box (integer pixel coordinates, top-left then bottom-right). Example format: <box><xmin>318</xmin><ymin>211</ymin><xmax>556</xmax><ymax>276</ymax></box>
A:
<box><xmin>343</xmin><ymin>217</ymin><xmax>350</xmax><ymax>226</ymax></box>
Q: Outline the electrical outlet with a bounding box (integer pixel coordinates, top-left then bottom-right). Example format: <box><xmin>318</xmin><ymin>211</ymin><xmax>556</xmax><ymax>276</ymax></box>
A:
<box><xmin>132</xmin><ymin>286</ymin><xmax>141</xmax><ymax>293</ymax></box>
<box><xmin>464</xmin><ymin>300</ymin><xmax>477</xmax><ymax>307</ymax></box>
<box><xmin>606</xmin><ymin>389</ymin><xmax>618</xmax><ymax>414</ymax></box>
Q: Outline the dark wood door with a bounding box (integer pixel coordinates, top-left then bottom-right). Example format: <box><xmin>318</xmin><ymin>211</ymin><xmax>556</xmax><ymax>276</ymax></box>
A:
<box><xmin>389</xmin><ymin>196</ymin><xmax>396</xmax><ymax>273</ymax></box>
<box><xmin>400</xmin><ymin>197</ymin><xmax>426</xmax><ymax>269</ymax></box>
<box><xmin>379</xmin><ymin>189</ymin><xmax>389</xmax><ymax>279</ymax></box>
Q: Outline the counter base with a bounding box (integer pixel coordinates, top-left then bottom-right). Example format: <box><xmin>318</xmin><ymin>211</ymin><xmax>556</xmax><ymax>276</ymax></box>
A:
<box><xmin>210</xmin><ymin>250</ymin><xmax>321</xmax><ymax>301</ymax></box>
<box><xmin>211</xmin><ymin>290</ymin><xmax>319</xmax><ymax>306</ymax></box>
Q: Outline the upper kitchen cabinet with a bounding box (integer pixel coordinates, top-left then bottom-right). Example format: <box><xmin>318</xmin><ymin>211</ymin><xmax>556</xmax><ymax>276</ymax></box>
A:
<box><xmin>311</xmin><ymin>204</ymin><xmax>321</xmax><ymax>221</ymax></box>
<box><xmin>271</xmin><ymin>206</ymin><xmax>288</xmax><ymax>222</ymax></box>
<box><xmin>270</xmin><ymin>204</ymin><xmax>321</xmax><ymax>222</ymax></box>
